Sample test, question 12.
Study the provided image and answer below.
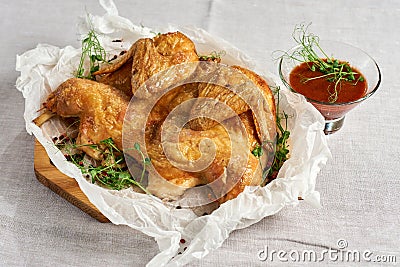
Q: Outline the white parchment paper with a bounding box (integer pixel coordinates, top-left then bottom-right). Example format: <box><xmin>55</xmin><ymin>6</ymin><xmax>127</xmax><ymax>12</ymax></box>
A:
<box><xmin>15</xmin><ymin>0</ymin><xmax>331</xmax><ymax>266</ymax></box>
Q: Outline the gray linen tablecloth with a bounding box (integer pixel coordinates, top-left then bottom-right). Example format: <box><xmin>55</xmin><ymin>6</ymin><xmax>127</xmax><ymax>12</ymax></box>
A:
<box><xmin>1</xmin><ymin>0</ymin><xmax>399</xmax><ymax>266</ymax></box>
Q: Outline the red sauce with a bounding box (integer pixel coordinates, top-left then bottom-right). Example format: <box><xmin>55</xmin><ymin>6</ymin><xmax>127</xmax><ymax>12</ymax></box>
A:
<box><xmin>289</xmin><ymin>61</ymin><xmax>367</xmax><ymax>103</ymax></box>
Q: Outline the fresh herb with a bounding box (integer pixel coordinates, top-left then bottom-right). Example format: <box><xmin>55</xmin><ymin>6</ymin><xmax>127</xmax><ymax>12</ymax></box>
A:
<box><xmin>253</xmin><ymin>86</ymin><xmax>291</xmax><ymax>184</ymax></box>
<box><xmin>269</xmin><ymin>87</ymin><xmax>290</xmax><ymax>178</ymax></box>
<box><xmin>139</xmin><ymin>23</ymin><xmax>161</xmax><ymax>37</ymax></box>
<box><xmin>150</xmin><ymin>30</ymin><xmax>161</xmax><ymax>37</ymax></box>
<box><xmin>251</xmin><ymin>144</ymin><xmax>263</xmax><ymax>158</ymax></box>
<box><xmin>280</xmin><ymin>23</ymin><xmax>364</xmax><ymax>103</ymax></box>
<box><xmin>75</xmin><ymin>20</ymin><xmax>107</xmax><ymax>80</ymax></box>
<box><xmin>55</xmin><ymin>135</ymin><xmax>151</xmax><ymax>194</ymax></box>
<box><xmin>132</xmin><ymin>142</ymin><xmax>151</xmax><ymax>183</ymax></box>
<box><xmin>199</xmin><ymin>50</ymin><xmax>226</xmax><ymax>62</ymax></box>
<box><xmin>251</xmin><ymin>86</ymin><xmax>290</xmax><ymax>185</ymax></box>
<box><xmin>251</xmin><ymin>143</ymin><xmax>269</xmax><ymax>184</ymax></box>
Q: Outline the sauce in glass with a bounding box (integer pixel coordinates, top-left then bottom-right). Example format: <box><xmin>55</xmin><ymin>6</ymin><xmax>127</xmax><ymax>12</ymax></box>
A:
<box><xmin>289</xmin><ymin>62</ymin><xmax>367</xmax><ymax>103</ymax></box>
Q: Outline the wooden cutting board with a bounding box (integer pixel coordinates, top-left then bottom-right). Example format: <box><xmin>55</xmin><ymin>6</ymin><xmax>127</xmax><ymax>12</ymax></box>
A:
<box><xmin>33</xmin><ymin>139</ymin><xmax>110</xmax><ymax>223</ymax></box>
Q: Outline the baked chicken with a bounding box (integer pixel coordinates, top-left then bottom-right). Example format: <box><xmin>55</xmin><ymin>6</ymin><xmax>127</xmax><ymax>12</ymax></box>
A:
<box><xmin>43</xmin><ymin>78</ymin><xmax>129</xmax><ymax>160</ymax></box>
<box><xmin>94</xmin><ymin>31</ymin><xmax>199</xmax><ymax>96</ymax></box>
<box><xmin>37</xmin><ymin>31</ymin><xmax>276</xmax><ymax>205</ymax></box>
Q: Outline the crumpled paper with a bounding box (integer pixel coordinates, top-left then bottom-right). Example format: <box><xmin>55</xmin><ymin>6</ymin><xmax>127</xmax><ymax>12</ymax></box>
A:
<box><xmin>15</xmin><ymin>0</ymin><xmax>331</xmax><ymax>266</ymax></box>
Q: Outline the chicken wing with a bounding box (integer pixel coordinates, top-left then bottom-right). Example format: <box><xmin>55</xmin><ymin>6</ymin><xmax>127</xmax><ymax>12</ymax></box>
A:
<box><xmin>94</xmin><ymin>32</ymin><xmax>199</xmax><ymax>96</ymax></box>
<box><xmin>96</xmin><ymin>58</ymin><xmax>133</xmax><ymax>97</ymax></box>
<box><xmin>144</xmin><ymin>90</ymin><xmax>265</xmax><ymax>203</ymax></box>
<box><xmin>43</xmin><ymin>78</ymin><xmax>129</xmax><ymax>159</ymax></box>
<box><xmin>189</xmin><ymin>65</ymin><xmax>276</xmax><ymax>137</ymax></box>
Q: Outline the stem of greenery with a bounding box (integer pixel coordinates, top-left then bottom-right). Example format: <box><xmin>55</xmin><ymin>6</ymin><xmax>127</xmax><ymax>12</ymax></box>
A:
<box><xmin>279</xmin><ymin>23</ymin><xmax>364</xmax><ymax>103</ymax></box>
<box><xmin>252</xmin><ymin>86</ymin><xmax>290</xmax><ymax>185</ymax></box>
<box><xmin>55</xmin><ymin>135</ymin><xmax>151</xmax><ymax>195</ymax></box>
<box><xmin>75</xmin><ymin>17</ymin><xmax>108</xmax><ymax>80</ymax></box>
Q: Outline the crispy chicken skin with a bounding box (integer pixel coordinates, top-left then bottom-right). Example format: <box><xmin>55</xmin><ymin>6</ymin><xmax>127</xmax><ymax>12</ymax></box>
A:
<box><xmin>144</xmin><ymin>88</ymin><xmax>267</xmax><ymax>203</ymax></box>
<box><xmin>96</xmin><ymin>58</ymin><xmax>133</xmax><ymax>97</ymax></box>
<box><xmin>40</xmin><ymin>32</ymin><xmax>276</xmax><ymax>204</ymax></box>
<box><xmin>232</xmin><ymin>65</ymin><xmax>276</xmax><ymax>119</ymax></box>
<box><xmin>44</xmin><ymin>78</ymin><xmax>129</xmax><ymax>159</ymax></box>
<box><xmin>189</xmin><ymin>65</ymin><xmax>276</xmax><ymax>137</ymax></box>
<box><xmin>94</xmin><ymin>32</ymin><xmax>199</xmax><ymax>96</ymax></box>
<box><xmin>145</xmin><ymin>106</ymin><xmax>262</xmax><ymax>204</ymax></box>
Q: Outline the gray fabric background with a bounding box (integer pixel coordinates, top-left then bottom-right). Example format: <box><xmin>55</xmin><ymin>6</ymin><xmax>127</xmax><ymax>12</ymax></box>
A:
<box><xmin>1</xmin><ymin>0</ymin><xmax>399</xmax><ymax>266</ymax></box>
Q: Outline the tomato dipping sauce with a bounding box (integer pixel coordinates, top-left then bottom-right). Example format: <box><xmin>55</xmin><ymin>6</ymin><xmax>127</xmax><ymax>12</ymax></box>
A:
<box><xmin>289</xmin><ymin>61</ymin><xmax>367</xmax><ymax>103</ymax></box>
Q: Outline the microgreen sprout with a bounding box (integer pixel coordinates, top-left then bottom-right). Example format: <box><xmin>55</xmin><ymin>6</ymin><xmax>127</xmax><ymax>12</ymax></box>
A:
<box><xmin>150</xmin><ymin>30</ymin><xmax>161</xmax><ymax>37</ymax></box>
<box><xmin>279</xmin><ymin>23</ymin><xmax>364</xmax><ymax>103</ymax></box>
<box><xmin>252</xmin><ymin>86</ymin><xmax>291</xmax><ymax>185</ymax></box>
<box><xmin>251</xmin><ymin>144</ymin><xmax>263</xmax><ymax>158</ymax></box>
<box><xmin>199</xmin><ymin>50</ymin><xmax>226</xmax><ymax>62</ymax></box>
<box><xmin>75</xmin><ymin>19</ymin><xmax>108</xmax><ymax>80</ymax></box>
<box><xmin>132</xmin><ymin>143</ymin><xmax>151</xmax><ymax>183</ymax></box>
<box><xmin>54</xmin><ymin>135</ymin><xmax>151</xmax><ymax>194</ymax></box>
<box><xmin>269</xmin><ymin>86</ymin><xmax>290</xmax><ymax>179</ymax></box>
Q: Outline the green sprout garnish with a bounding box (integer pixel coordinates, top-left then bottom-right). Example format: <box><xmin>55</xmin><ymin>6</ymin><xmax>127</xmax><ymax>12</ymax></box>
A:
<box><xmin>75</xmin><ymin>20</ymin><xmax>107</xmax><ymax>80</ymax></box>
<box><xmin>268</xmin><ymin>86</ymin><xmax>290</xmax><ymax>179</ymax></box>
<box><xmin>55</xmin><ymin>135</ymin><xmax>151</xmax><ymax>194</ymax></box>
<box><xmin>280</xmin><ymin>23</ymin><xmax>364</xmax><ymax>103</ymax></box>
<box><xmin>150</xmin><ymin>30</ymin><xmax>161</xmax><ymax>37</ymax></box>
<box><xmin>132</xmin><ymin>142</ymin><xmax>151</xmax><ymax>183</ymax></box>
<box><xmin>252</xmin><ymin>86</ymin><xmax>291</xmax><ymax>185</ymax></box>
<box><xmin>251</xmin><ymin>144</ymin><xmax>263</xmax><ymax>158</ymax></box>
<box><xmin>199</xmin><ymin>50</ymin><xmax>226</xmax><ymax>62</ymax></box>
<box><xmin>269</xmin><ymin>86</ymin><xmax>290</xmax><ymax>178</ymax></box>
<box><xmin>251</xmin><ymin>143</ymin><xmax>269</xmax><ymax>184</ymax></box>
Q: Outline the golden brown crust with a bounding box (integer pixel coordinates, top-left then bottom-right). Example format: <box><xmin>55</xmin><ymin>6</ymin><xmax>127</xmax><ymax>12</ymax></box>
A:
<box><xmin>218</xmin><ymin>153</ymin><xmax>261</xmax><ymax>204</ymax></box>
<box><xmin>130</xmin><ymin>32</ymin><xmax>198</xmax><ymax>95</ymax></box>
<box><xmin>44</xmin><ymin>78</ymin><xmax>129</xmax><ymax>159</ymax></box>
<box><xmin>189</xmin><ymin>65</ymin><xmax>276</xmax><ymax>132</ymax></box>
<box><xmin>232</xmin><ymin>65</ymin><xmax>276</xmax><ymax>122</ymax></box>
<box><xmin>96</xmin><ymin>58</ymin><xmax>133</xmax><ymax>97</ymax></box>
<box><xmin>95</xmin><ymin>32</ymin><xmax>199</xmax><ymax>96</ymax></box>
<box><xmin>93</xmin><ymin>44</ymin><xmax>137</xmax><ymax>75</ymax></box>
<box><xmin>43</xmin><ymin>33</ymin><xmax>276</xmax><ymax>205</ymax></box>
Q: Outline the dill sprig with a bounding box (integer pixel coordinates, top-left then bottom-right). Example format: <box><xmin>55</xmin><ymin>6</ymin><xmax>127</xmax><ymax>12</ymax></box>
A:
<box><xmin>281</xmin><ymin>23</ymin><xmax>364</xmax><ymax>103</ymax></box>
<box><xmin>55</xmin><ymin>135</ymin><xmax>151</xmax><ymax>194</ymax></box>
<box><xmin>75</xmin><ymin>21</ymin><xmax>107</xmax><ymax>80</ymax></box>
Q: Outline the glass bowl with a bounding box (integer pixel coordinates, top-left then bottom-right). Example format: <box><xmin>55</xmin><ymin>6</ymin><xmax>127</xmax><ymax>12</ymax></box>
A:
<box><xmin>279</xmin><ymin>40</ymin><xmax>381</xmax><ymax>134</ymax></box>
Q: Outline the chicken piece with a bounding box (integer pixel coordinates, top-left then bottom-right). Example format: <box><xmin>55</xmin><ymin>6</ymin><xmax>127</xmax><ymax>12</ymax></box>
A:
<box><xmin>217</xmin><ymin>154</ymin><xmax>261</xmax><ymax>203</ymax></box>
<box><xmin>145</xmin><ymin>91</ymin><xmax>264</xmax><ymax>203</ymax></box>
<box><xmin>233</xmin><ymin>66</ymin><xmax>276</xmax><ymax>142</ymax></box>
<box><xmin>197</xmin><ymin>112</ymin><xmax>263</xmax><ymax>203</ymax></box>
<box><xmin>147</xmin><ymin>83</ymin><xmax>199</xmax><ymax>126</ymax></box>
<box><xmin>43</xmin><ymin>78</ymin><xmax>129</xmax><ymax>160</ymax></box>
<box><xmin>94</xmin><ymin>32</ymin><xmax>199</xmax><ymax>95</ymax></box>
<box><xmin>232</xmin><ymin>65</ymin><xmax>276</xmax><ymax>114</ymax></box>
<box><xmin>144</xmin><ymin>119</ymin><xmax>204</xmax><ymax>190</ymax></box>
<box><xmin>96</xmin><ymin>58</ymin><xmax>133</xmax><ymax>97</ymax></box>
<box><xmin>238</xmin><ymin>110</ymin><xmax>261</xmax><ymax>151</ymax></box>
<box><xmin>142</xmin><ymin>84</ymin><xmax>203</xmax><ymax>195</ymax></box>
<box><xmin>93</xmin><ymin>42</ymin><xmax>137</xmax><ymax>75</ymax></box>
<box><xmin>189</xmin><ymin>65</ymin><xmax>276</xmax><ymax>140</ymax></box>
<box><xmin>146</xmin><ymin>119</ymin><xmax>259</xmax><ymax>203</ymax></box>
<box><xmin>139</xmin><ymin>62</ymin><xmax>276</xmax><ymax>203</ymax></box>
